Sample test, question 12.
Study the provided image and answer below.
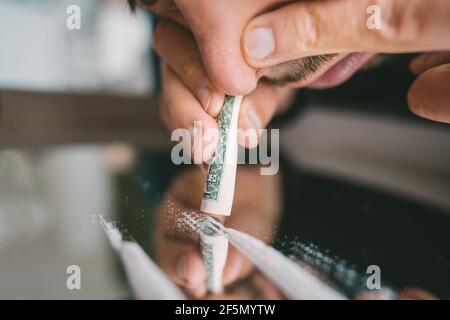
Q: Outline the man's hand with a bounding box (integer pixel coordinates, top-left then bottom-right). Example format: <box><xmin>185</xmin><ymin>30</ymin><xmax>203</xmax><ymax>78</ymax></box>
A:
<box><xmin>138</xmin><ymin>0</ymin><xmax>283</xmax><ymax>94</ymax></box>
<box><xmin>153</xmin><ymin>167</ymin><xmax>281</xmax><ymax>298</ymax></box>
<box><xmin>240</xmin><ymin>0</ymin><xmax>450</xmax><ymax>123</ymax></box>
<box><xmin>139</xmin><ymin>0</ymin><xmax>450</xmax><ymax>124</ymax></box>
<box><xmin>154</xmin><ymin>19</ymin><xmax>293</xmax><ymax>162</ymax></box>
<box><xmin>409</xmin><ymin>52</ymin><xmax>450</xmax><ymax>124</ymax></box>
<box><xmin>242</xmin><ymin>0</ymin><xmax>450</xmax><ymax>66</ymax></box>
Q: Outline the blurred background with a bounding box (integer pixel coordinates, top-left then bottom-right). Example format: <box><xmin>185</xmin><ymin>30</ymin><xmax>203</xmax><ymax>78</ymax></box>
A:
<box><xmin>0</xmin><ymin>0</ymin><xmax>155</xmax><ymax>94</ymax></box>
<box><xmin>0</xmin><ymin>0</ymin><xmax>449</xmax><ymax>299</ymax></box>
<box><xmin>0</xmin><ymin>0</ymin><xmax>157</xmax><ymax>299</ymax></box>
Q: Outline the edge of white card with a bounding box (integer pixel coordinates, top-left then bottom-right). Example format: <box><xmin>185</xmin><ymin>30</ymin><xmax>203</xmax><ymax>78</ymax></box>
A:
<box><xmin>100</xmin><ymin>216</ymin><xmax>186</xmax><ymax>300</ymax></box>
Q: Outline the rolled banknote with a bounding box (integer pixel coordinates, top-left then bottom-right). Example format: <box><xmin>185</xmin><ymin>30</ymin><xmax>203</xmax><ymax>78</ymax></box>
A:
<box><xmin>199</xmin><ymin>218</ymin><xmax>229</xmax><ymax>294</ymax></box>
<box><xmin>201</xmin><ymin>95</ymin><xmax>243</xmax><ymax>216</ymax></box>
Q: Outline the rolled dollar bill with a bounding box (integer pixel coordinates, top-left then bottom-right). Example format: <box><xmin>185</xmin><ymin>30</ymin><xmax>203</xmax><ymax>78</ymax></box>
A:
<box><xmin>201</xmin><ymin>95</ymin><xmax>243</xmax><ymax>216</ymax></box>
<box><xmin>199</xmin><ymin>218</ymin><xmax>229</xmax><ymax>294</ymax></box>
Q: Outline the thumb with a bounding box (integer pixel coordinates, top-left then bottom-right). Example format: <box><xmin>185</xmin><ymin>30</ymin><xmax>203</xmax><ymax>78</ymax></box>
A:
<box><xmin>408</xmin><ymin>63</ymin><xmax>450</xmax><ymax>124</ymax></box>
<box><xmin>242</xmin><ymin>0</ymin><xmax>450</xmax><ymax>68</ymax></box>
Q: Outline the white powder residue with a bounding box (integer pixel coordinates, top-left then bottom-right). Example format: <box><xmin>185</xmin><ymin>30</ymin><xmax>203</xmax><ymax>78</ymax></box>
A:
<box><xmin>99</xmin><ymin>216</ymin><xmax>122</xmax><ymax>251</ymax></box>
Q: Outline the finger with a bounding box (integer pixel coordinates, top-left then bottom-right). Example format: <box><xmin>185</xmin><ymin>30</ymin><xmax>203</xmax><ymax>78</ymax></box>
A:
<box><xmin>410</xmin><ymin>52</ymin><xmax>450</xmax><ymax>75</ymax></box>
<box><xmin>161</xmin><ymin>65</ymin><xmax>218</xmax><ymax>163</ymax></box>
<box><xmin>238</xmin><ymin>84</ymin><xmax>293</xmax><ymax>148</ymax></box>
<box><xmin>153</xmin><ymin>196</ymin><xmax>207</xmax><ymax>290</ymax></box>
<box><xmin>407</xmin><ymin>63</ymin><xmax>450</xmax><ymax>124</ymax></box>
<box><xmin>181</xmin><ymin>247</ymin><xmax>208</xmax><ymax>298</ymax></box>
<box><xmin>204</xmin><ymin>292</ymin><xmax>250</xmax><ymax>300</ymax></box>
<box><xmin>205</xmin><ymin>272</ymin><xmax>283</xmax><ymax>299</ymax></box>
<box><xmin>135</xmin><ymin>0</ymin><xmax>187</xmax><ymax>26</ymax></box>
<box><xmin>155</xmin><ymin>236</ymin><xmax>206</xmax><ymax>290</ymax></box>
<box><xmin>252</xmin><ymin>272</ymin><xmax>284</xmax><ymax>300</ymax></box>
<box><xmin>173</xmin><ymin>0</ymin><xmax>281</xmax><ymax>95</ymax></box>
<box><xmin>354</xmin><ymin>291</ymin><xmax>393</xmax><ymax>300</ymax></box>
<box><xmin>243</xmin><ymin>0</ymin><xmax>450</xmax><ymax>68</ymax></box>
<box><xmin>136</xmin><ymin>0</ymin><xmax>167</xmax><ymax>11</ymax></box>
<box><xmin>153</xmin><ymin>169</ymin><xmax>210</xmax><ymax>294</ymax></box>
<box><xmin>222</xmin><ymin>246</ymin><xmax>253</xmax><ymax>286</ymax></box>
<box><xmin>397</xmin><ymin>288</ymin><xmax>437</xmax><ymax>300</ymax></box>
<box><xmin>154</xmin><ymin>19</ymin><xmax>225</xmax><ymax>118</ymax></box>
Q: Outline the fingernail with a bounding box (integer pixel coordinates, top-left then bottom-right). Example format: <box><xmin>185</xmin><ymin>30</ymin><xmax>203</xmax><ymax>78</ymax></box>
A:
<box><xmin>177</xmin><ymin>254</ymin><xmax>187</xmax><ymax>281</ymax></box>
<box><xmin>198</xmin><ymin>87</ymin><xmax>211</xmax><ymax>112</ymax></box>
<box><xmin>244</xmin><ymin>27</ymin><xmax>275</xmax><ymax>60</ymax></box>
<box><xmin>208</xmin><ymin>94</ymin><xmax>225</xmax><ymax>116</ymax></box>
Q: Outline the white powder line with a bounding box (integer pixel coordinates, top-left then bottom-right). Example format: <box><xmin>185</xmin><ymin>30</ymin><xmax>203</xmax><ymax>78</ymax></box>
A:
<box><xmin>226</xmin><ymin>228</ymin><xmax>347</xmax><ymax>300</ymax></box>
<box><xmin>189</xmin><ymin>215</ymin><xmax>346</xmax><ymax>300</ymax></box>
<box><xmin>99</xmin><ymin>216</ymin><xmax>186</xmax><ymax>300</ymax></box>
<box><xmin>183</xmin><ymin>214</ymin><xmax>202</xmax><ymax>231</ymax></box>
